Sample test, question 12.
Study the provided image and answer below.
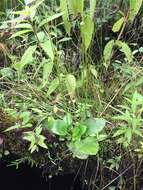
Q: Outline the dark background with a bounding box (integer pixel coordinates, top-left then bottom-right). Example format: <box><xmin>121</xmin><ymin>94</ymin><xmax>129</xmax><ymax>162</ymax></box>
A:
<box><xmin>0</xmin><ymin>160</ymin><xmax>83</xmax><ymax>190</ymax></box>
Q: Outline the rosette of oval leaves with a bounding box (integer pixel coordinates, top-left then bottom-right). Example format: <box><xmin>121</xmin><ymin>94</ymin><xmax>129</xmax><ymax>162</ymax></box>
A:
<box><xmin>43</xmin><ymin>114</ymin><xmax>107</xmax><ymax>159</ymax></box>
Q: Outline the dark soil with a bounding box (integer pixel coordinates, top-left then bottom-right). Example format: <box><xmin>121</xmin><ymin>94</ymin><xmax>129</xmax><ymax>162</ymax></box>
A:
<box><xmin>0</xmin><ymin>158</ymin><xmax>84</xmax><ymax>190</ymax></box>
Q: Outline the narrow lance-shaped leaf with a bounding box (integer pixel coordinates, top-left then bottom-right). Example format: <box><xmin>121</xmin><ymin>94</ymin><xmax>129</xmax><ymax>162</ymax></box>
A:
<box><xmin>10</xmin><ymin>29</ymin><xmax>32</xmax><ymax>39</ymax></box>
<box><xmin>60</xmin><ymin>0</ymin><xmax>71</xmax><ymax>34</ymax></box>
<box><xmin>14</xmin><ymin>23</ymin><xmax>32</xmax><ymax>29</ymax></box>
<box><xmin>39</xmin><ymin>12</ymin><xmax>63</xmax><ymax>28</ymax></box>
<box><xmin>103</xmin><ymin>40</ymin><xmax>115</xmax><ymax>68</ymax></box>
<box><xmin>90</xmin><ymin>0</ymin><xmax>96</xmax><ymax>19</ymax></box>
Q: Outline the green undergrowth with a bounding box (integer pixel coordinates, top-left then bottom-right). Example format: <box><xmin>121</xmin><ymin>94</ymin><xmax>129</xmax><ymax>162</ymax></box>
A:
<box><xmin>0</xmin><ymin>0</ymin><xmax>143</xmax><ymax>189</ymax></box>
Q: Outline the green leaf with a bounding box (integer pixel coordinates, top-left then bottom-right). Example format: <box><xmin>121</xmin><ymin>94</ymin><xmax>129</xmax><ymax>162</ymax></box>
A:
<box><xmin>40</xmin><ymin>40</ymin><xmax>54</xmax><ymax>61</ymax></box>
<box><xmin>30</xmin><ymin>145</ymin><xmax>38</xmax><ymax>153</ymax></box>
<box><xmin>39</xmin><ymin>12</ymin><xmax>63</xmax><ymax>28</ymax></box>
<box><xmin>103</xmin><ymin>40</ymin><xmax>115</xmax><ymax>68</ymax></box>
<box><xmin>37</xmin><ymin>31</ymin><xmax>47</xmax><ymax>43</ymax></box>
<box><xmin>23</xmin><ymin>132</ymin><xmax>35</xmax><ymax>142</ymax></box>
<box><xmin>112</xmin><ymin>17</ymin><xmax>124</xmax><ymax>33</ymax></box>
<box><xmin>121</xmin><ymin>42</ymin><xmax>133</xmax><ymax>63</ymax></box>
<box><xmin>20</xmin><ymin>111</ymin><xmax>31</xmax><ymax>124</ymax></box>
<box><xmin>4</xmin><ymin>124</ymin><xmax>21</xmax><ymax>132</ymax></box>
<box><xmin>69</xmin><ymin>137</ymin><xmax>99</xmax><ymax>158</ymax></box>
<box><xmin>113</xmin><ymin>111</ymin><xmax>132</xmax><ymax>123</ymax></box>
<box><xmin>72</xmin><ymin>124</ymin><xmax>87</xmax><ymax>142</ymax></box>
<box><xmin>131</xmin><ymin>91</ymin><xmax>143</xmax><ymax>113</ymax></box>
<box><xmin>136</xmin><ymin>76</ymin><xmax>143</xmax><ymax>86</ymax></box>
<box><xmin>68</xmin><ymin>0</ymin><xmax>84</xmax><ymax>16</ymax></box>
<box><xmin>60</xmin><ymin>0</ymin><xmax>71</xmax><ymax>34</ymax></box>
<box><xmin>41</xmin><ymin>60</ymin><xmax>54</xmax><ymax>88</ymax></box>
<box><xmin>0</xmin><ymin>67</ymin><xmax>14</xmax><ymax>79</ymax></box>
<box><xmin>89</xmin><ymin>65</ymin><xmax>98</xmax><ymax>79</ymax></box>
<box><xmin>125</xmin><ymin>128</ymin><xmax>132</xmax><ymax>144</ymax></box>
<box><xmin>86</xmin><ymin>118</ymin><xmax>106</xmax><ymax>136</ymax></box>
<box><xmin>18</xmin><ymin>45</ymin><xmax>36</xmax><ymax>72</ymax></box>
<box><xmin>123</xmin><ymin>76</ymin><xmax>143</xmax><ymax>93</ymax></box>
<box><xmin>129</xmin><ymin>0</ymin><xmax>143</xmax><ymax>21</ymax></box>
<box><xmin>90</xmin><ymin>0</ymin><xmax>96</xmax><ymax>19</ymax></box>
<box><xmin>10</xmin><ymin>29</ymin><xmax>32</xmax><ymax>39</ymax></box>
<box><xmin>80</xmin><ymin>14</ymin><xmax>94</xmax><ymax>51</ymax></box>
<box><xmin>47</xmin><ymin>78</ymin><xmax>59</xmax><ymax>96</ymax></box>
<box><xmin>38</xmin><ymin>140</ymin><xmax>48</xmax><ymax>149</ymax></box>
<box><xmin>63</xmin><ymin>113</ymin><xmax>72</xmax><ymax>128</ymax></box>
<box><xmin>65</xmin><ymin>74</ymin><xmax>76</xmax><ymax>99</ymax></box>
<box><xmin>35</xmin><ymin>126</ymin><xmax>42</xmax><ymax>135</ymax></box>
<box><xmin>113</xmin><ymin>128</ymin><xmax>125</xmax><ymax>137</ymax></box>
<box><xmin>49</xmin><ymin>119</ymin><xmax>68</xmax><ymax>136</ymax></box>
<box><xmin>14</xmin><ymin>23</ymin><xmax>32</xmax><ymax>29</ymax></box>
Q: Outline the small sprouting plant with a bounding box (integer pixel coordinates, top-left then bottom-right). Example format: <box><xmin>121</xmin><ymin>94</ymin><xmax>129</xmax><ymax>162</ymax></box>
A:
<box><xmin>113</xmin><ymin>91</ymin><xmax>143</xmax><ymax>147</ymax></box>
<box><xmin>4</xmin><ymin>111</ymin><xmax>32</xmax><ymax>132</ymax></box>
<box><xmin>23</xmin><ymin>126</ymin><xmax>48</xmax><ymax>153</ymax></box>
<box><xmin>107</xmin><ymin>155</ymin><xmax>121</xmax><ymax>170</ymax></box>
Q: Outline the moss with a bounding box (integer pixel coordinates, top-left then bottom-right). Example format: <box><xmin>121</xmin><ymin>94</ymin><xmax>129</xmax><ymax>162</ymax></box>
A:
<box><xmin>0</xmin><ymin>109</ymin><xmax>15</xmax><ymax>132</ymax></box>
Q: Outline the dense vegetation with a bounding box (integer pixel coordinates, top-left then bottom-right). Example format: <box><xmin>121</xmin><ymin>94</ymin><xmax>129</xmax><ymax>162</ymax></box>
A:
<box><xmin>0</xmin><ymin>0</ymin><xmax>143</xmax><ymax>189</ymax></box>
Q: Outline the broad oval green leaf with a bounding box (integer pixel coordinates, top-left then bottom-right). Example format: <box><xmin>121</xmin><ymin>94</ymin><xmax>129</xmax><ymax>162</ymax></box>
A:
<box><xmin>85</xmin><ymin>118</ymin><xmax>106</xmax><ymax>136</ymax></box>
<box><xmin>69</xmin><ymin>137</ymin><xmax>99</xmax><ymax>158</ymax></box>
<box><xmin>50</xmin><ymin>119</ymin><xmax>68</xmax><ymax>136</ymax></box>
<box><xmin>72</xmin><ymin>124</ymin><xmax>87</xmax><ymax>142</ymax></box>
